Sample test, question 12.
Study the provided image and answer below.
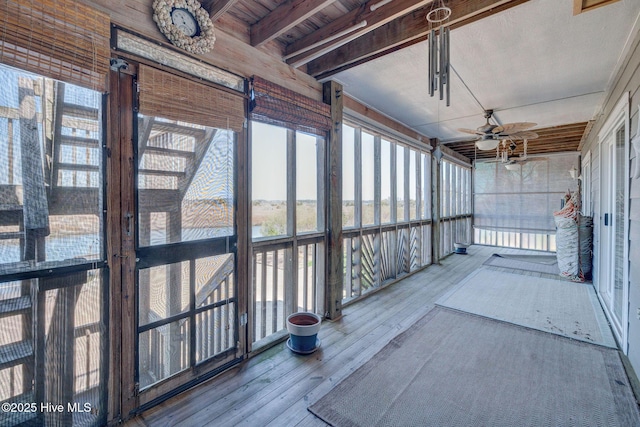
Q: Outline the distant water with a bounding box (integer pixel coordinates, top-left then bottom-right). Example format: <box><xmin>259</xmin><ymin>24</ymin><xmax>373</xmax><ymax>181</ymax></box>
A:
<box><xmin>0</xmin><ymin>226</ymin><xmax>264</xmax><ymax>270</ymax></box>
<box><xmin>0</xmin><ymin>232</ymin><xmax>101</xmax><ymax>265</ymax></box>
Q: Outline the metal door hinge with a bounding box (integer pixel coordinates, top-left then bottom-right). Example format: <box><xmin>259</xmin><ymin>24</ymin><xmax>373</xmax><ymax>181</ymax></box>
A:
<box><xmin>110</xmin><ymin>58</ymin><xmax>129</xmax><ymax>72</ymax></box>
<box><xmin>240</xmin><ymin>313</ymin><xmax>248</xmax><ymax>326</ymax></box>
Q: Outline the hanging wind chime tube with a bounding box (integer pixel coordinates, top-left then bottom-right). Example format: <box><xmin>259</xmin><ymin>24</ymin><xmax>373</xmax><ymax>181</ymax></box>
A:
<box><xmin>427</xmin><ymin>1</ymin><xmax>451</xmax><ymax>106</ymax></box>
<box><xmin>429</xmin><ymin>29</ymin><xmax>436</xmax><ymax>97</ymax></box>
<box><xmin>445</xmin><ymin>27</ymin><xmax>450</xmax><ymax>106</ymax></box>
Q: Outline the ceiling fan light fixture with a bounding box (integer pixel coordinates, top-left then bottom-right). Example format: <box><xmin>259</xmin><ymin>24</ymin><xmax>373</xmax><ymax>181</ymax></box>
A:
<box><xmin>476</xmin><ymin>139</ymin><xmax>499</xmax><ymax>151</ymax></box>
<box><xmin>504</xmin><ymin>163</ymin><xmax>520</xmax><ymax>171</ymax></box>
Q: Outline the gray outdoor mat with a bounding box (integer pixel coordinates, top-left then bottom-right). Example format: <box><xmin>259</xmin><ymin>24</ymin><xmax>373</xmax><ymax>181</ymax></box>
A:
<box><xmin>308</xmin><ymin>307</ymin><xmax>639</xmax><ymax>427</ymax></box>
<box><xmin>483</xmin><ymin>253</ymin><xmax>561</xmax><ymax>275</ymax></box>
<box><xmin>436</xmin><ymin>268</ymin><xmax>616</xmax><ymax>348</ymax></box>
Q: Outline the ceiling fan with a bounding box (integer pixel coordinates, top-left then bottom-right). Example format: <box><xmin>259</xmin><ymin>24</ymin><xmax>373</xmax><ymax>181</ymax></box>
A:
<box><xmin>485</xmin><ymin>139</ymin><xmax>546</xmax><ymax>170</ymax></box>
<box><xmin>458</xmin><ymin>109</ymin><xmax>538</xmax><ymax>150</ymax></box>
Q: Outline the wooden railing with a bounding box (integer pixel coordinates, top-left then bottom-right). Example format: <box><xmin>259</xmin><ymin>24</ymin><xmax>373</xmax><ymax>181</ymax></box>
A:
<box><xmin>250</xmin><ymin>234</ymin><xmax>324</xmax><ymax>345</ymax></box>
<box><xmin>473</xmin><ymin>226</ymin><xmax>557</xmax><ymax>251</ymax></box>
<box><xmin>440</xmin><ymin>215</ymin><xmax>472</xmax><ymax>256</ymax></box>
<box><xmin>343</xmin><ymin>221</ymin><xmax>432</xmax><ymax>303</ymax></box>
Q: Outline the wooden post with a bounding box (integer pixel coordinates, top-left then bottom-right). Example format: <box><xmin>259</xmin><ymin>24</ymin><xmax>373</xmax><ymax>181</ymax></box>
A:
<box><xmin>323</xmin><ymin>81</ymin><xmax>343</xmax><ymax>320</ymax></box>
<box><xmin>18</xmin><ymin>77</ymin><xmax>49</xmax><ymax>262</ymax></box>
<box><xmin>431</xmin><ymin>140</ymin><xmax>442</xmax><ymax>264</ymax></box>
<box><xmin>107</xmin><ymin>61</ymin><xmax>138</xmax><ymax>420</ymax></box>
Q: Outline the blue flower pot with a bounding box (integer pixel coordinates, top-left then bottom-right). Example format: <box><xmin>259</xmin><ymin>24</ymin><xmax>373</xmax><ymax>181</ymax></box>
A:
<box><xmin>286</xmin><ymin>312</ymin><xmax>321</xmax><ymax>353</ymax></box>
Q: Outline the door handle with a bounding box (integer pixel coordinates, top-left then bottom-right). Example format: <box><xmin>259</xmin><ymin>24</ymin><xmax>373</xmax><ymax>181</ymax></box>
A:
<box><xmin>125</xmin><ymin>212</ymin><xmax>133</xmax><ymax>236</ymax></box>
<box><xmin>604</xmin><ymin>213</ymin><xmax>609</xmax><ymax>226</ymax></box>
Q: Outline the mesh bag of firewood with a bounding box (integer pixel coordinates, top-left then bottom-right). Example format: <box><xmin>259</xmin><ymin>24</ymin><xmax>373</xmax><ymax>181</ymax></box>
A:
<box><xmin>554</xmin><ymin>192</ymin><xmax>581</xmax><ymax>280</ymax></box>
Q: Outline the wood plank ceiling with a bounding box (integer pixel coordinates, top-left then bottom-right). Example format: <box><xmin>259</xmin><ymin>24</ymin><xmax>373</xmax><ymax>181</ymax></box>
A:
<box><xmin>443</xmin><ymin>122</ymin><xmax>591</xmax><ymax>160</ymax></box>
<box><xmin>198</xmin><ymin>0</ymin><xmax>611</xmax><ymax>160</ymax></box>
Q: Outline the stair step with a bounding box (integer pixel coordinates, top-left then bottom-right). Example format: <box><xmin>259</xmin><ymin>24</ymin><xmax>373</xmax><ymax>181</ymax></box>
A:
<box><xmin>0</xmin><ymin>341</ymin><xmax>34</xmax><ymax>370</ymax></box>
<box><xmin>0</xmin><ymin>232</ymin><xmax>24</xmax><ymax>240</ymax></box>
<box><xmin>0</xmin><ymin>296</ymin><xmax>31</xmax><ymax>317</ymax></box>
<box><xmin>62</xmin><ymin>103</ymin><xmax>99</xmax><ymax>120</ymax></box>
<box><xmin>152</xmin><ymin>121</ymin><xmax>207</xmax><ymax>137</ymax></box>
<box><xmin>60</xmin><ymin>135</ymin><xmax>100</xmax><ymax>148</ymax></box>
<box><xmin>138</xmin><ymin>169</ymin><xmax>186</xmax><ymax>178</ymax></box>
<box><xmin>144</xmin><ymin>146</ymin><xmax>195</xmax><ymax>158</ymax></box>
<box><xmin>56</xmin><ymin>163</ymin><xmax>100</xmax><ymax>172</ymax></box>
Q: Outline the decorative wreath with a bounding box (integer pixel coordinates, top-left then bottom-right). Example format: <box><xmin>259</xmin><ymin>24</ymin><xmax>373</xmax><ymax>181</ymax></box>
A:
<box><xmin>152</xmin><ymin>0</ymin><xmax>216</xmax><ymax>55</ymax></box>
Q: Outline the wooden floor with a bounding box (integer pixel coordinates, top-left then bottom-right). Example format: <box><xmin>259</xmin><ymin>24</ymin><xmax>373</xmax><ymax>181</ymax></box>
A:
<box><xmin>125</xmin><ymin>245</ymin><xmax>594</xmax><ymax>427</ymax></box>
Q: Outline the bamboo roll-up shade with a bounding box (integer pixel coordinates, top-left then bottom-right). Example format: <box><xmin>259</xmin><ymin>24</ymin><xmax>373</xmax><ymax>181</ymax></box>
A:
<box><xmin>250</xmin><ymin>76</ymin><xmax>330</xmax><ymax>136</ymax></box>
<box><xmin>0</xmin><ymin>0</ymin><xmax>110</xmax><ymax>91</ymax></box>
<box><xmin>138</xmin><ymin>65</ymin><xmax>245</xmax><ymax>132</ymax></box>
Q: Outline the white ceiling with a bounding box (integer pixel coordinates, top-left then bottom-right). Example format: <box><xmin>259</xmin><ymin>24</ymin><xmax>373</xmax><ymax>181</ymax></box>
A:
<box><xmin>333</xmin><ymin>0</ymin><xmax>640</xmax><ymax>143</ymax></box>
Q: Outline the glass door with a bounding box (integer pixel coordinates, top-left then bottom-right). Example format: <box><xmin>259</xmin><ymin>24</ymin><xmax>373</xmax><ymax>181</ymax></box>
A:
<box><xmin>599</xmin><ymin>118</ymin><xmax>628</xmax><ymax>346</ymax></box>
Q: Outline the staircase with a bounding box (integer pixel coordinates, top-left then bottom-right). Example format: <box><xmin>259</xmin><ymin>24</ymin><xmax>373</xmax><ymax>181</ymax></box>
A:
<box><xmin>0</xmin><ymin>281</ymin><xmax>36</xmax><ymax>427</ymax></box>
<box><xmin>48</xmin><ymin>82</ymin><xmax>101</xmax><ymax>216</ymax></box>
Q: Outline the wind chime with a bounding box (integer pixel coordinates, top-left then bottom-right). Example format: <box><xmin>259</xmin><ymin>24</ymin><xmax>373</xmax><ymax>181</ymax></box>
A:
<box><xmin>427</xmin><ymin>0</ymin><xmax>451</xmax><ymax>106</ymax></box>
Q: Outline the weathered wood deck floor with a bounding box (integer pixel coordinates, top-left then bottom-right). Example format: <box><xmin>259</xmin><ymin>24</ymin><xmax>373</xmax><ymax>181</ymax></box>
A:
<box><xmin>126</xmin><ymin>245</ymin><xmax>593</xmax><ymax>427</ymax></box>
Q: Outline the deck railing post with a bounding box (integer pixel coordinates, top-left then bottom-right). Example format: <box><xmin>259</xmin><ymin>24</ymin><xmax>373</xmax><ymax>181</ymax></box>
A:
<box><xmin>323</xmin><ymin>81</ymin><xmax>343</xmax><ymax>320</ymax></box>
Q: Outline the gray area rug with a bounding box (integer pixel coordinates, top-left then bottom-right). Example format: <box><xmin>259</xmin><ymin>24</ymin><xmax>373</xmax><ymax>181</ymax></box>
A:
<box><xmin>483</xmin><ymin>253</ymin><xmax>560</xmax><ymax>275</ymax></box>
<box><xmin>308</xmin><ymin>307</ymin><xmax>640</xmax><ymax>427</ymax></box>
<box><xmin>436</xmin><ymin>268</ymin><xmax>616</xmax><ymax>348</ymax></box>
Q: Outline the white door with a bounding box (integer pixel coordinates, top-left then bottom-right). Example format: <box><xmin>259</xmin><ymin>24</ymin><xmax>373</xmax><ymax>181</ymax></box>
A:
<box><xmin>598</xmin><ymin>100</ymin><xmax>629</xmax><ymax>349</ymax></box>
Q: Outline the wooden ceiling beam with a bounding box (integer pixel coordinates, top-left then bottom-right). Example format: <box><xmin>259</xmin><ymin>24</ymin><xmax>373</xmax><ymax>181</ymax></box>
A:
<box><xmin>573</xmin><ymin>0</ymin><xmax>621</xmax><ymax>15</ymax></box>
<box><xmin>251</xmin><ymin>0</ymin><xmax>337</xmax><ymax>47</ymax></box>
<box><xmin>284</xmin><ymin>0</ymin><xmax>432</xmax><ymax>66</ymax></box>
<box><xmin>202</xmin><ymin>0</ymin><xmax>241</xmax><ymax>21</ymax></box>
<box><xmin>306</xmin><ymin>0</ymin><xmax>530</xmax><ymax>79</ymax></box>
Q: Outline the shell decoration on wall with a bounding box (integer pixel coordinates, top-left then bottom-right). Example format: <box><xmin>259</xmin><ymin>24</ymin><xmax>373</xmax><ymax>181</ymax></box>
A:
<box><xmin>152</xmin><ymin>0</ymin><xmax>216</xmax><ymax>55</ymax></box>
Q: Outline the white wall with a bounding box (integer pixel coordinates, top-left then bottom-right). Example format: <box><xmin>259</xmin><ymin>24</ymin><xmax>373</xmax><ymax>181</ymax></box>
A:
<box><xmin>582</xmin><ymin>26</ymin><xmax>640</xmax><ymax>371</ymax></box>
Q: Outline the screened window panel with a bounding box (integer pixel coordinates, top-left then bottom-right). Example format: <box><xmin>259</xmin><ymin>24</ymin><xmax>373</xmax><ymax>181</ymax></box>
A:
<box><xmin>474</xmin><ymin>153</ymin><xmax>580</xmax><ymax>233</ymax></box>
<box><xmin>296</xmin><ymin>131</ymin><xmax>320</xmax><ymax>233</ymax></box>
<box><xmin>138</xmin><ymin>261</ymin><xmax>190</xmax><ymax>327</ymax></box>
<box><xmin>138</xmin><ymin>116</ymin><xmax>236</xmax><ymax>245</ymax></box>
<box><xmin>422</xmin><ymin>153</ymin><xmax>432</xmax><ymax>219</ymax></box>
<box><xmin>195</xmin><ymin>254</ymin><xmax>235</xmax><ymax>360</ymax></box>
<box><xmin>0</xmin><ymin>270</ymin><xmax>107</xmax><ymax>426</ymax></box>
<box><xmin>0</xmin><ymin>64</ymin><xmax>104</xmax><ymax>273</ymax></box>
<box><xmin>396</xmin><ymin>145</ymin><xmax>405</xmax><ymax>222</ymax></box>
<box><xmin>409</xmin><ymin>149</ymin><xmax>418</xmax><ymax>220</ymax></box>
<box><xmin>362</xmin><ymin>132</ymin><xmax>375</xmax><ymax>226</ymax></box>
<box><xmin>342</xmin><ymin>125</ymin><xmax>356</xmax><ymax>228</ymax></box>
<box><xmin>251</xmin><ymin>122</ymin><xmax>288</xmax><ymax>239</ymax></box>
<box><xmin>138</xmin><ymin>319</ymin><xmax>190</xmax><ymax>389</ymax></box>
<box><xmin>381</xmin><ymin>139</ymin><xmax>392</xmax><ymax>223</ymax></box>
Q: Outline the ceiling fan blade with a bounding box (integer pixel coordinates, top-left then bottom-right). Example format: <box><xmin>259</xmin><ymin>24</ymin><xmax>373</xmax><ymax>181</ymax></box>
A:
<box><xmin>520</xmin><ymin>157</ymin><xmax>548</xmax><ymax>162</ymax></box>
<box><xmin>458</xmin><ymin>128</ymin><xmax>483</xmax><ymax>135</ymax></box>
<box><xmin>507</xmin><ymin>131</ymin><xmax>539</xmax><ymax>140</ymax></box>
<box><xmin>492</xmin><ymin>122</ymin><xmax>537</xmax><ymax>134</ymax></box>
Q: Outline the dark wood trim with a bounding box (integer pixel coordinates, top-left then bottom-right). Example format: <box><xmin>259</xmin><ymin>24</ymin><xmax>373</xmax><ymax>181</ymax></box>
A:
<box><xmin>323</xmin><ymin>81</ymin><xmax>343</xmax><ymax>320</ymax></box>
<box><xmin>285</xmin><ymin>0</ymin><xmax>432</xmax><ymax>66</ymax></box>
<box><xmin>573</xmin><ymin>0</ymin><xmax>621</xmax><ymax>15</ymax></box>
<box><xmin>202</xmin><ymin>0</ymin><xmax>242</xmax><ymax>21</ymax></box>
<box><xmin>344</xmin><ymin>96</ymin><xmax>429</xmax><ymax>146</ymax></box>
<box><xmin>308</xmin><ymin>0</ymin><xmax>530</xmax><ymax>79</ymax></box>
<box><xmin>109</xmin><ymin>66</ymin><xmax>138</xmax><ymax>421</ymax></box>
<box><xmin>250</xmin><ymin>0</ymin><xmax>336</xmax><ymax>47</ymax></box>
<box><xmin>106</xmin><ymin>67</ymin><xmax>120</xmax><ymax>426</ymax></box>
<box><xmin>235</xmin><ymin>120</ymin><xmax>249</xmax><ymax>359</ymax></box>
